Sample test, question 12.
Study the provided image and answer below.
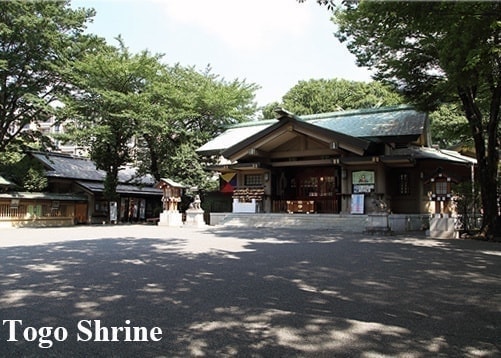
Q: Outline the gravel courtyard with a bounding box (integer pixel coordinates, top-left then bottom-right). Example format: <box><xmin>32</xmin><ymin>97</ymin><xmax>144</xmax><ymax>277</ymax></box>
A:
<box><xmin>0</xmin><ymin>225</ymin><xmax>499</xmax><ymax>357</ymax></box>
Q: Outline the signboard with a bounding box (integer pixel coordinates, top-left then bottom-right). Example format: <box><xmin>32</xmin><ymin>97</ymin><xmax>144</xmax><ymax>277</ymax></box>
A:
<box><xmin>109</xmin><ymin>201</ymin><xmax>118</xmax><ymax>223</ymax></box>
<box><xmin>351</xmin><ymin>194</ymin><xmax>365</xmax><ymax>214</ymax></box>
<box><xmin>352</xmin><ymin>170</ymin><xmax>375</xmax><ymax>193</ymax></box>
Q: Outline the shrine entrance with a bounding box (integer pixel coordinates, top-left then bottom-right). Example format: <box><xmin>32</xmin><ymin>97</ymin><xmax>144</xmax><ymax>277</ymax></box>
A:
<box><xmin>271</xmin><ymin>166</ymin><xmax>341</xmax><ymax>213</ymax></box>
<box><xmin>214</xmin><ymin>111</ymin><xmax>372</xmax><ymax>215</ymax></box>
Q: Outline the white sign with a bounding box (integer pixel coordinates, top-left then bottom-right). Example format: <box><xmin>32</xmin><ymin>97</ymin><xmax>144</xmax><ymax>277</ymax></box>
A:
<box><xmin>109</xmin><ymin>201</ymin><xmax>118</xmax><ymax>222</ymax></box>
<box><xmin>351</xmin><ymin>194</ymin><xmax>365</xmax><ymax>214</ymax></box>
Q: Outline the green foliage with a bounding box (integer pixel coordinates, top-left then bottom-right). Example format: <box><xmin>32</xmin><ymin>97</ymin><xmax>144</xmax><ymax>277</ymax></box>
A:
<box><xmin>0</xmin><ymin>0</ymin><xmax>260</xmax><ymax>196</ymax></box>
<box><xmin>333</xmin><ymin>1</ymin><xmax>500</xmax><ymax>113</ymax></box>
<box><xmin>0</xmin><ymin>154</ymin><xmax>47</xmax><ymax>192</ymax></box>
<box><xmin>279</xmin><ymin>78</ymin><xmax>404</xmax><ymax>115</ymax></box>
<box><xmin>58</xmin><ymin>36</ymin><xmax>258</xmax><ymax>193</ymax></box>
<box><xmin>0</xmin><ymin>146</ymin><xmax>24</xmax><ymax>168</ymax></box>
<box><xmin>452</xmin><ymin>181</ymin><xmax>481</xmax><ymax>233</ymax></box>
<box><xmin>60</xmin><ymin>40</ymin><xmax>165</xmax><ymax>201</ymax></box>
<box><xmin>160</xmin><ymin>64</ymin><xmax>259</xmax><ymax>147</ymax></box>
<box><xmin>333</xmin><ymin>1</ymin><xmax>501</xmax><ymax>238</ymax></box>
<box><xmin>23</xmin><ymin>167</ymin><xmax>48</xmax><ymax>192</ymax></box>
<box><xmin>133</xmin><ymin>64</ymin><xmax>259</xmax><ymax>188</ymax></box>
<box><xmin>429</xmin><ymin>104</ymin><xmax>470</xmax><ymax>148</ymax></box>
<box><xmin>163</xmin><ymin>142</ymin><xmax>216</xmax><ymax>191</ymax></box>
<box><xmin>261</xmin><ymin>101</ymin><xmax>282</xmax><ymax>119</ymax></box>
<box><xmin>297</xmin><ymin>0</ymin><xmax>337</xmax><ymax>12</ymax></box>
<box><xmin>0</xmin><ymin>0</ymin><xmax>101</xmax><ymax>153</ymax></box>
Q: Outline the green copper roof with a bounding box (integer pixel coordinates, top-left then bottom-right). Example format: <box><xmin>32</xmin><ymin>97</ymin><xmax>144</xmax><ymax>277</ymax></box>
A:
<box><xmin>197</xmin><ymin>105</ymin><xmax>427</xmax><ymax>156</ymax></box>
<box><xmin>309</xmin><ymin>106</ymin><xmax>426</xmax><ymax>138</ymax></box>
<box><xmin>197</xmin><ymin>123</ymin><xmax>274</xmax><ymax>156</ymax></box>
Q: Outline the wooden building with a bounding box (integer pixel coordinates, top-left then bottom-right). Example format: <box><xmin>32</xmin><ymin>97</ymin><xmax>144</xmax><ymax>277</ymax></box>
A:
<box><xmin>197</xmin><ymin>106</ymin><xmax>476</xmax><ymax>217</ymax></box>
<box><xmin>0</xmin><ymin>152</ymin><xmax>163</xmax><ymax>227</ymax></box>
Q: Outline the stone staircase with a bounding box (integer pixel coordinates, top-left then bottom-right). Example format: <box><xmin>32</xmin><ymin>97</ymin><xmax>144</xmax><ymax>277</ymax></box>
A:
<box><xmin>210</xmin><ymin>213</ymin><xmax>368</xmax><ymax>232</ymax></box>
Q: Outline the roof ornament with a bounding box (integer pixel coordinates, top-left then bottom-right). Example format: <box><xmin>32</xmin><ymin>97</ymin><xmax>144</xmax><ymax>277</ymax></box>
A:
<box><xmin>273</xmin><ymin>107</ymin><xmax>295</xmax><ymax>120</ymax></box>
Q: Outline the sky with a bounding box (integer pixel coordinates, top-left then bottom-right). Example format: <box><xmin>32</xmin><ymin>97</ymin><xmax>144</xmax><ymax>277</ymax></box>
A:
<box><xmin>71</xmin><ymin>0</ymin><xmax>373</xmax><ymax>108</ymax></box>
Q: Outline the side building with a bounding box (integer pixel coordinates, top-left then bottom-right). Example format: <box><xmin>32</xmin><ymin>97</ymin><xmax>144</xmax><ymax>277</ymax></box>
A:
<box><xmin>0</xmin><ymin>151</ymin><xmax>163</xmax><ymax>227</ymax></box>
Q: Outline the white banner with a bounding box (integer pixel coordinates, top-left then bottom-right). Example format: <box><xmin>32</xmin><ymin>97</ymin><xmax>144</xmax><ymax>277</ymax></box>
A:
<box><xmin>351</xmin><ymin>194</ymin><xmax>364</xmax><ymax>214</ymax></box>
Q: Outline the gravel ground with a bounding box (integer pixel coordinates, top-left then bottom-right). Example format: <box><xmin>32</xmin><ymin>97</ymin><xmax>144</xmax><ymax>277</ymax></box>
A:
<box><xmin>0</xmin><ymin>224</ymin><xmax>500</xmax><ymax>357</ymax></box>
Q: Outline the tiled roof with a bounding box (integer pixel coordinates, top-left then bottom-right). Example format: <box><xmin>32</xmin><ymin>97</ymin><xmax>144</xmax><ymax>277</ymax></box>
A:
<box><xmin>197</xmin><ymin>105</ymin><xmax>426</xmax><ymax>156</ymax></box>
<box><xmin>309</xmin><ymin>106</ymin><xmax>426</xmax><ymax>138</ymax></box>
<box><xmin>197</xmin><ymin>121</ymin><xmax>274</xmax><ymax>156</ymax></box>
<box><xmin>32</xmin><ymin>152</ymin><xmax>104</xmax><ymax>181</ymax></box>
<box><xmin>156</xmin><ymin>178</ymin><xmax>186</xmax><ymax>188</ymax></box>
<box><xmin>222</xmin><ymin>115</ymin><xmax>371</xmax><ymax>160</ymax></box>
<box><xmin>30</xmin><ymin>152</ymin><xmax>155</xmax><ymax>185</ymax></box>
<box><xmin>76</xmin><ymin>181</ymin><xmax>162</xmax><ymax>196</ymax></box>
<box><xmin>391</xmin><ymin>146</ymin><xmax>477</xmax><ymax>164</ymax></box>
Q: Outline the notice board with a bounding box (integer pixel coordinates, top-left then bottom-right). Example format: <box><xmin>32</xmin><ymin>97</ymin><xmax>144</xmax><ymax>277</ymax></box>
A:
<box><xmin>351</xmin><ymin>194</ymin><xmax>365</xmax><ymax>214</ymax></box>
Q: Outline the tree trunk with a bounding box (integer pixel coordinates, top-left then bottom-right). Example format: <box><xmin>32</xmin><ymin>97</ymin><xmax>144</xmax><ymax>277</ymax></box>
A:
<box><xmin>486</xmin><ymin>81</ymin><xmax>501</xmax><ymax>237</ymax></box>
<box><xmin>104</xmin><ymin>166</ymin><xmax>120</xmax><ymax>202</ymax></box>
<box><xmin>458</xmin><ymin>86</ymin><xmax>500</xmax><ymax>240</ymax></box>
<box><xmin>143</xmin><ymin>133</ymin><xmax>160</xmax><ymax>181</ymax></box>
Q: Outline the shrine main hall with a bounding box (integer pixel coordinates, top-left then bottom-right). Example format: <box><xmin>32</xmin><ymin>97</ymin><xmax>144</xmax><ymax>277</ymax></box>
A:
<box><xmin>197</xmin><ymin>106</ymin><xmax>476</xmax><ymax>218</ymax></box>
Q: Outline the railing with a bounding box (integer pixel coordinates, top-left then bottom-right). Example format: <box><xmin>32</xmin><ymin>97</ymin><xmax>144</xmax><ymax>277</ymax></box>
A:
<box><xmin>0</xmin><ymin>203</ymin><xmax>73</xmax><ymax>219</ymax></box>
<box><xmin>0</xmin><ymin>204</ymin><xmax>27</xmax><ymax>218</ymax></box>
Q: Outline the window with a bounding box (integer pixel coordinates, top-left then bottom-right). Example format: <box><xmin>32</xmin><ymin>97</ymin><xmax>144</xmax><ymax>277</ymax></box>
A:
<box><xmin>94</xmin><ymin>201</ymin><xmax>108</xmax><ymax>213</ymax></box>
<box><xmin>435</xmin><ymin>180</ymin><xmax>448</xmax><ymax>195</ymax></box>
<box><xmin>399</xmin><ymin>173</ymin><xmax>410</xmax><ymax>195</ymax></box>
<box><xmin>244</xmin><ymin>174</ymin><xmax>263</xmax><ymax>186</ymax></box>
<box><xmin>429</xmin><ymin>175</ymin><xmax>452</xmax><ymax>202</ymax></box>
<box><xmin>10</xmin><ymin>199</ymin><xmax>19</xmax><ymax>209</ymax></box>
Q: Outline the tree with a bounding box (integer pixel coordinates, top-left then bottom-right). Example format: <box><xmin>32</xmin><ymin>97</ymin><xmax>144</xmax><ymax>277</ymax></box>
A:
<box><xmin>0</xmin><ymin>1</ymin><xmax>100</xmax><ymax>153</ymax></box>
<box><xmin>278</xmin><ymin>78</ymin><xmax>404</xmax><ymax>116</ymax></box>
<box><xmin>1</xmin><ymin>154</ymin><xmax>47</xmax><ymax>192</ymax></box>
<box><xmin>333</xmin><ymin>1</ymin><xmax>500</xmax><ymax>239</ymax></box>
<box><xmin>429</xmin><ymin>104</ymin><xmax>471</xmax><ymax>148</ymax></box>
<box><xmin>261</xmin><ymin>101</ymin><xmax>282</xmax><ymax>119</ymax></box>
<box><xmin>61</xmin><ymin>40</ymin><xmax>165</xmax><ymax>201</ymax></box>
<box><xmin>134</xmin><ymin>64</ymin><xmax>259</xmax><ymax>188</ymax></box>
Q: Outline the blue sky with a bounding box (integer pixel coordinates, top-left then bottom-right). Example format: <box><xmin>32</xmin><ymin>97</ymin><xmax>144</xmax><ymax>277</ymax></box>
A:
<box><xmin>71</xmin><ymin>0</ymin><xmax>373</xmax><ymax>108</ymax></box>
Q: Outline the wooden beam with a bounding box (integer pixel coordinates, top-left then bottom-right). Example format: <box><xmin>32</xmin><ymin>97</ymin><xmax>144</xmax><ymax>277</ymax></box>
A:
<box><xmin>269</xmin><ymin>149</ymin><xmax>338</xmax><ymax>159</ymax></box>
<box><xmin>247</xmin><ymin>148</ymin><xmax>268</xmax><ymax>157</ymax></box>
<box><xmin>271</xmin><ymin>159</ymin><xmax>336</xmax><ymax>167</ymax></box>
<box><xmin>230</xmin><ymin>130</ymin><xmax>292</xmax><ymax>161</ymax></box>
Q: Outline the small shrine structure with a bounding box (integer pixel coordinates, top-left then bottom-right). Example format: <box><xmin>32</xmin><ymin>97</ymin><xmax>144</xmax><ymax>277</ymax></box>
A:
<box><xmin>426</xmin><ymin>168</ymin><xmax>458</xmax><ymax>238</ymax></box>
<box><xmin>155</xmin><ymin>178</ymin><xmax>185</xmax><ymax>227</ymax></box>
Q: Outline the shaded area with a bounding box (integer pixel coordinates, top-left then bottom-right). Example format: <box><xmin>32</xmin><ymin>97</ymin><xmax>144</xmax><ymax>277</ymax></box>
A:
<box><xmin>0</xmin><ymin>226</ymin><xmax>500</xmax><ymax>357</ymax></box>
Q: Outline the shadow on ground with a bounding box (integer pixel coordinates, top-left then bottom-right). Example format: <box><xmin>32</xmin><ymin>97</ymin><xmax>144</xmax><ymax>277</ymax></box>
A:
<box><xmin>0</xmin><ymin>227</ymin><xmax>500</xmax><ymax>357</ymax></box>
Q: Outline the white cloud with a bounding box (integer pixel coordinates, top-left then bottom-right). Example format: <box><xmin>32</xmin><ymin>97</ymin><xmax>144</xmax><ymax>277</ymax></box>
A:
<box><xmin>156</xmin><ymin>0</ymin><xmax>313</xmax><ymax>52</ymax></box>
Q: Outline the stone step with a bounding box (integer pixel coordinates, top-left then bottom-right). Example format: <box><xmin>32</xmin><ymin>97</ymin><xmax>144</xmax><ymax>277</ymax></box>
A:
<box><xmin>212</xmin><ymin>213</ymin><xmax>369</xmax><ymax>232</ymax></box>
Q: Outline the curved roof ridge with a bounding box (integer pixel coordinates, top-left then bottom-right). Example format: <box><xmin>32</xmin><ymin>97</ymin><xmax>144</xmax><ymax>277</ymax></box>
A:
<box><xmin>224</xmin><ymin>105</ymin><xmax>416</xmax><ymax>129</ymax></box>
<box><xmin>225</xmin><ymin>118</ymin><xmax>277</xmax><ymax>129</ymax></box>
<box><xmin>301</xmin><ymin>104</ymin><xmax>416</xmax><ymax>121</ymax></box>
